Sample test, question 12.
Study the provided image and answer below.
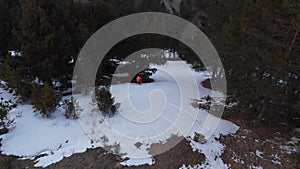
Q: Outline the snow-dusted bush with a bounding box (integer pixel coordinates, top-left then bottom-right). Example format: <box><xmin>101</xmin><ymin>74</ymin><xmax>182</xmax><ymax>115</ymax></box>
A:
<box><xmin>0</xmin><ymin>102</ymin><xmax>10</xmax><ymax>132</ymax></box>
<box><xmin>0</xmin><ymin>103</ymin><xmax>9</xmax><ymax>122</ymax></box>
<box><xmin>32</xmin><ymin>83</ymin><xmax>61</xmax><ymax>117</ymax></box>
<box><xmin>62</xmin><ymin>97</ymin><xmax>82</xmax><ymax>119</ymax></box>
<box><xmin>94</xmin><ymin>87</ymin><xmax>120</xmax><ymax>117</ymax></box>
<box><xmin>0</xmin><ymin>101</ymin><xmax>16</xmax><ymax>133</ymax></box>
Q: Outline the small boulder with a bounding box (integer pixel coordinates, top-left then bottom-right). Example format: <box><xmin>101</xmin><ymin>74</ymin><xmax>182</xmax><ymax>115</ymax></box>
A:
<box><xmin>193</xmin><ymin>132</ymin><xmax>207</xmax><ymax>144</ymax></box>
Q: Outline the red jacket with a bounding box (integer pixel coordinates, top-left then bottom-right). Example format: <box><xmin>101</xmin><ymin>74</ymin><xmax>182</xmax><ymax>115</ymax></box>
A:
<box><xmin>136</xmin><ymin>76</ymin><xmax>142</xmax><ymax>84</ymax></box>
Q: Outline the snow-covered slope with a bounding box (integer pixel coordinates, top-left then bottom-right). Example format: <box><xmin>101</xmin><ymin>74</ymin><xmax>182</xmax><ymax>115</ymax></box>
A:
<box><xmin>0</xmin><ymin>87</ymin><xmax>95</xmax><ymax>167</ymax></box>
<box><xmin>0</xmin><ymin>61</ymin><xmax>239</xmax><ymax>168</ymax></box>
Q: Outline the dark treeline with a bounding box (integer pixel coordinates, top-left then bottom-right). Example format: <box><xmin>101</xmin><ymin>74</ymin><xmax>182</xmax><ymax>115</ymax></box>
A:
<box><xmin>0</xmin><ymin>0</ymin><xmax>299</xmax><ymax>127</ymax></box>
<box><xmin>200</xmin><ymin>0</ymin><xmax>300</xmax><ymax>127</ymax></box>
<box><xmin>0</xmin><ymin>0</ymin><xmax>116</xmax><ymax>86</ymax></box>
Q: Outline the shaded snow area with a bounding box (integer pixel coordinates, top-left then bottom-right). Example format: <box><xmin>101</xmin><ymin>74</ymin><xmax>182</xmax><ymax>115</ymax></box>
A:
<box><xmin>0</xmin><ymin>61</ymin><xmax>239</xmax><ymax>168</ymax></box>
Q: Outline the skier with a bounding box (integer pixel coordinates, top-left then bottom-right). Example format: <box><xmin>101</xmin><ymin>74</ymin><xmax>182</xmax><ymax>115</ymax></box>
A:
<box><xmin>136</xmin><ymin>75</ymin><xmax>142</xmax><ymax>84</ymax></box>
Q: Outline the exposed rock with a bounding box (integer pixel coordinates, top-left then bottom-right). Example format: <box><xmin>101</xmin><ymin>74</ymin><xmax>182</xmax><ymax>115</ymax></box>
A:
<box><xmin>201</xmin><ymin>78</ymin><xmax>211</xmax><ymax>89</ymax></box>
<box><xmin>193</xmin><ymin>132</ymin><xmax>206</xmax><ymax>144</ymax></box>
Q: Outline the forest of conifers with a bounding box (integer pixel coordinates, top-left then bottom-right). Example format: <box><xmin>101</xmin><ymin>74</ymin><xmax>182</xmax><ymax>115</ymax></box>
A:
<box><xmin>0</xmin><ymin>0</ymin><xmax>299</xmax><ymax>128</ymax></box>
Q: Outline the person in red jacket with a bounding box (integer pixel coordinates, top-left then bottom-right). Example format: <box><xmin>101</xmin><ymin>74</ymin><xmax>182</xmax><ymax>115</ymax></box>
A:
<box><xmin>136</xmin><ymin>75</ymin><xmax>142</xmax><ymax>84</ymax></box>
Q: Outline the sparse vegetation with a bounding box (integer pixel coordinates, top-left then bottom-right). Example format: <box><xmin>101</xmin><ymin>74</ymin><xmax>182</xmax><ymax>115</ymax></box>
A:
<box><xmin>0</xmin><ymin>99</ymin><xmax>16</xmax><ymax>132</ymax></box>
<box><xmin>0</xmin><ymin>102</ymin><xmax>10</xmax><ymax>127</ymax></box>
<box><xmin>62</xmin><ymin>97</ymin><xmax>82</xmax><ymax>119</ymax></box>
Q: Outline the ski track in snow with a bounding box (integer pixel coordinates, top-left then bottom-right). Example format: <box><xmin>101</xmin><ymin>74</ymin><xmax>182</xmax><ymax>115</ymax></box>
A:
<box><xmin>0</xmin><ymin>61</ymin><xmax>239</xmax><ymax>168</ymax></box>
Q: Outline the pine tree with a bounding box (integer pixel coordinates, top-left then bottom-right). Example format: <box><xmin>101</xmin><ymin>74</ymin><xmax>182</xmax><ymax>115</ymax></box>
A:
<box><xmin>0</xmin><ymin>0</ymin><xmax>11</xmax><ymax>57</ymax></box>
<box><xmin>18</xmin><ymin>0</ymin><xmax>75</xmax><ymax>83</ymax></box>
<box><xmin>32</xmin><ymin>83</ymin><xmax>61</xmax><ymax>117</ymax></box>
<box><xmin>18</xmin><ymin>0</ymin><xmax>53</xmax><ymax>81</ymax></box>
<box><xmin>1</xmin><ymin>65</ymin><xmax>32</xmax><ymax>101</ymax></box>
<box><xmin>94</xmin><ymin>87</ymin><xmax>120</xmax><ymax>117</ymax></box>
<box><xmin>0</xmin><ymin>0</ymin><xmax>21</xmax><ymax>57</ymax></box>
<box><xmin>204</xmin><ymin>0</ymin><xmax>300</xmax><ymax>125</ymax></box>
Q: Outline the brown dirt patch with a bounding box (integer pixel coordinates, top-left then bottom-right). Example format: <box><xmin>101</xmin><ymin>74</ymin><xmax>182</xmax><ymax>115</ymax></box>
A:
<box><xmin>0</xmin><ymin>147</ymin><xmax>120</xmax><ymax>169</ymax></box>
<box><xmin>201</xmin><ymin>79</ymin><xmax>211</xmax><ymax>89</ymax></box>
<box><xmin>219</xmin><ymin>132</ymin><xmax>299</xmax><ymax>169</ymax></box>
<box><xmin>219</xmin><ymin>108</ymin><xmax>300</xmax><ymax>169</ymax></box>
<box><xmin>123</xmin><ymin>138</ymin><xmax>205</xmax><ymax>169</ymax></box>
<box><xmin>0</xmin><ymin>153</ymin><xmax>37</xmax><ymax>169</ymax></box>
<box><xmin>0</xmin><ymin>138</ymin><xmax>204</xmax><ymax>169</ymax></box>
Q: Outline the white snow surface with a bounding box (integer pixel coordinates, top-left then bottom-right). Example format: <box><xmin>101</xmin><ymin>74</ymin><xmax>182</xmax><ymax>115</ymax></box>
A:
<box><xmin>8</xmin><ymin>50</ymin><xmax>22</xmax><ymax>57</ymax></box>
<box><xmin>0</xmin><ymin>61</ymin><xmax>239</xmax><ymax>168</ymax></box>
<box><xmin>0</xmin><ymin>87</ymin><xmax>94</xmax><ymax>167</ymax></box>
